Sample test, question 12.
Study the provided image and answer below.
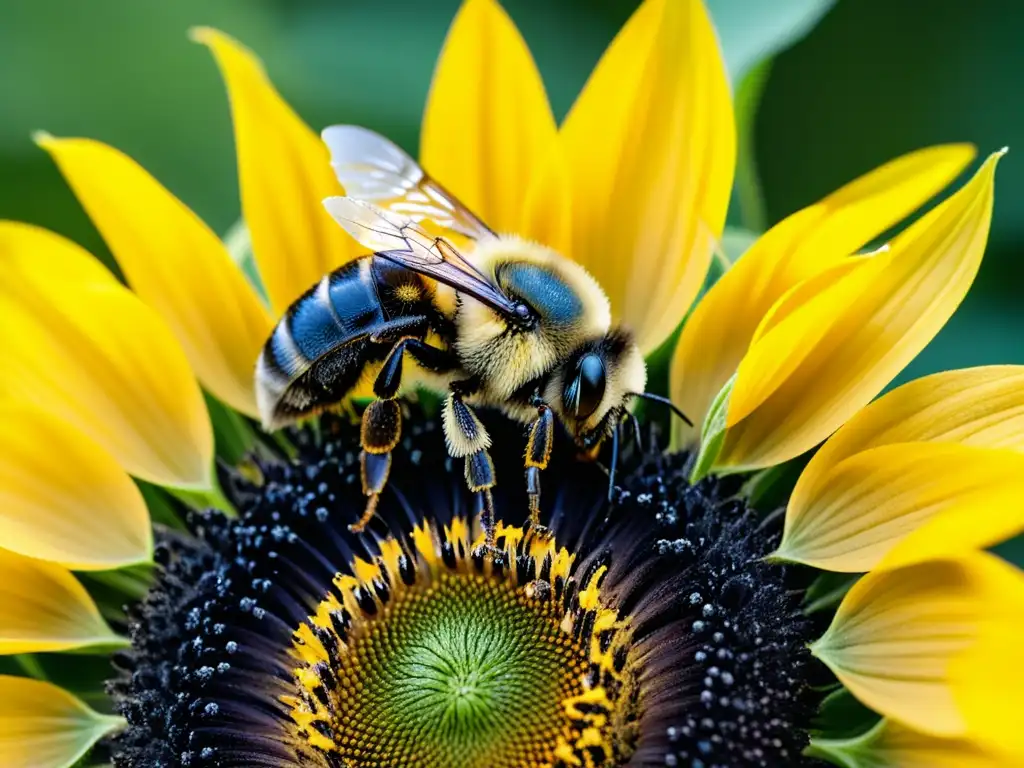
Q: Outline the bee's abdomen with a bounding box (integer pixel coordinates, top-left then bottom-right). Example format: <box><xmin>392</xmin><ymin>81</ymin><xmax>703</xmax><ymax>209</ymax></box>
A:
<box><xmin>256</xmin><ymin>259</ymin><xmax>388</xmax><ymax>428</ymax></box>
<box><xmin>265</xmin><ymin>259</ymin><xmax>383</xmax><ymax>379</ymax></box>
<box><xmin>256</xmin><ymin>257</ymin><xmax>441</xmax><ymax>428</ymax></box>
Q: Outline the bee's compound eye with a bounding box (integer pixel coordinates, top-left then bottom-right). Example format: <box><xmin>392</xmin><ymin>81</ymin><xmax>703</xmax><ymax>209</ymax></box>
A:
<box><xmin>564</xmin><ymin>353</ymin><xmax>606</xmax><ymax>420</ymax></box>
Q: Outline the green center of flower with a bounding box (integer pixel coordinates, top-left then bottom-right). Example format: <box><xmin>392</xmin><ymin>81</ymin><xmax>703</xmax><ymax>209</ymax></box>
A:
<box><xmin>339</xmin><ymin>571</ymin><xmax>584</xmax><ymax>766</ymax></box>
<box><xmin>285</xmin><ymin>521</ymin><xmax>635</xmax><ymax>768</ymax></box>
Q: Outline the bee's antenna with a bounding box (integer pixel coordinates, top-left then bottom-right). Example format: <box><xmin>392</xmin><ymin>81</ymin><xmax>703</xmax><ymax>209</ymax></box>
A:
<box><xmin>627</xmin><ymin>411</ymin><xmax>643</xmax><ymax>453</ymax></box>
<box><xmin>630</xmin><ymin>391</ymin><xmax>694</xmax><ymax>427</ymax></box>
<box><xmin>608</xmin><ymin>421</ymin><xmax>621</xmax><ymax>503</ymax></box>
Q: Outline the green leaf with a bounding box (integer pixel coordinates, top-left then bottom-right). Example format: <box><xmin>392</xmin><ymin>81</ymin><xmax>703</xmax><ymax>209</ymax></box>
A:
<box><xmin>13</xmin><ymin>654</ymin><xmax>48</xmax><ymax>681</ymax></box>
<box><xmin>168</xmin><ymin>482</ymin><xmax>237</xmax><ymax>519</ymax></box>
<box><xmin>205</xmin><ymin>391</ymin><xmax>257</xmax><ymax>466</ymax></box>
<box><xmin>223</xmin><ymin>220</ymin><xmax>268</xmax><ymax>305</ymax></box>
<box><xmin>806</xmin><ymin>719</ymin><xmax>889</xmax><ymax>768</ymax></box>
<box><xmin>81</xmin><ymin>565</ymin><xmax>154</xmax><ymax>604</ymax></box>
<box><xmin>801</xmin><ymin>572</ymin><xmax>861</xmax><ymax>614</ymax></box>
<box><xmin>733</xmin><ymin>61</ymin><xmax>773</xmax><ymax>233</ymax></box>
<box><xmin>15</xmin><ymin>653</ymin><xmax>121</xmax><ymax>715</ymax></box>
<box><xmin>690</xmin><ymin>373</ymin><xmax>736</xmax><ymax>483</ymax></box>
<box><xmin>135</xmin><ymin>481</ymin><xmax>186</xmax><ymax>531</ymax></box>
<box><xmin>738</xmin><ymin>459</ymin><xmax>805</xmax><ymax>509</ymax></box>
<box><xmin>813</xmin><ymin>687</ymin><xmax>881</xmax><ymax>741</ymax></box>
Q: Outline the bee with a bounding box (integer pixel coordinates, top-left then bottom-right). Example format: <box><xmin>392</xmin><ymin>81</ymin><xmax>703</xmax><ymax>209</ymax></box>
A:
<box><xmin>255</xmin><ymin>125</ymin><xmax>690</xmax><ymax>551</ymax></box>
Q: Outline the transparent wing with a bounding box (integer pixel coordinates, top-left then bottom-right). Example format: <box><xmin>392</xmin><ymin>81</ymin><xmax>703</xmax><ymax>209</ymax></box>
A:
<box><xmin>321</xmin><ymin>124</ymin><xmax>494</xmax><ymax>241</ymax></box>
<box><xmin>323</xmin><ymin>197</ymin><xmax>518</xmax><ymax>317</ymax></box>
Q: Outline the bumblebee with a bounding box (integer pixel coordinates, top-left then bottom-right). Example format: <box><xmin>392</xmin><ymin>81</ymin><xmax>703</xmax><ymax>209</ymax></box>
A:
<box><xmin>255</xmin><ymin>126</ymin><xmax>686</xmax><ymax>550</ymax></box>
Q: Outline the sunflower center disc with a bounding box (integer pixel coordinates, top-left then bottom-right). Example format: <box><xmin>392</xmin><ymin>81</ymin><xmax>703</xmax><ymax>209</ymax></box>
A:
<box><xmin>347</xmin><ymin>573</ymin><xmax>584</xmax><ymax>766</ymax></box>
<box><xmin>286</xmin><ymin>525</ymin><xmax>628</xmax><ymax>768</ymax></box>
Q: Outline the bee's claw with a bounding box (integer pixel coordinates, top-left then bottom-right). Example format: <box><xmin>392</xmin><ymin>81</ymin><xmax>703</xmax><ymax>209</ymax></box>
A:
<box><xmin>528</xmin><ymin>522</ymin><xmax>552</xmax><ymax>541</ymax></box>
<box><xmin>349</xmin><ymin>493</ymin><xmax>379</xmax><ymax>533</ymax></box>
<box><xmin>472</xmin><ymin>544</ymin><xmax>506</xmax><ymax>567</ymax></box>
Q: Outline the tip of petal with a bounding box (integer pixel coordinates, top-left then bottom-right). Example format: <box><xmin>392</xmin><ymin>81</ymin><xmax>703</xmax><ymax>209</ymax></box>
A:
<box><xmin>31</xmin><ymin>130</ymin><xmax>56</xmax><ymax>147</ymax></box>
<box><xmin>989</xmin><ymin>150</ymin><xmax>1008</xmax><ymax>170</ymax></box>
<box><xmin>969</xmin><ymin>147</ymin><xmax>1007</xmax><ymax>183</ymax></box>
<box><xmin>188</xmin><ymin>26</ymin><xmax>256</xmax><ymax>64</ymax></box>
<box><xmin>187</xmin><ymin>25</ymin><xmax>217</xmax><ymax>44</ymax></box>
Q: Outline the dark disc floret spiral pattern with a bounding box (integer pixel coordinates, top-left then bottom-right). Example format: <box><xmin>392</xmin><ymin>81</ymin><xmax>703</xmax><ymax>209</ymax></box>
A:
<box><xmin>108</xmin><ymin>405</ymin><xmax>826</xmax><ymax>768</ymax></box>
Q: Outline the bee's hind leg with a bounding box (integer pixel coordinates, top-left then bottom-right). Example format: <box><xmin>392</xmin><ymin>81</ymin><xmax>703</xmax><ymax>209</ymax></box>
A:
<box><xmin>353</xmin><ymin>399</ymin><xmax>400</xmax><ymax>532</ymax></box>
<box><xmin>524</xmin><ymin>399</ymin><xmax>554</xmax><ymax>537</ymax></box>
<box><xmin>352</xmin><ymin>337</ymin><xmax>456</xmax><ymax>533</ymax></box>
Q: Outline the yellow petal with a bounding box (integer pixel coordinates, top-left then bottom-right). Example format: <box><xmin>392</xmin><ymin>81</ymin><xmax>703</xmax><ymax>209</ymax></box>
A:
<box><xmin>775</xmin><ymin>443</ymin><xmax>1024</xmax><ymax>572</ymax></box>
<box><xmin>0</xmin><ymin>406</ymin><xmax>152</xmax><ymax>570</ymax></box>
<box><xmin>0</xmin><ymin>223</ymin><xmax>213</xmax><ymax>489</ymax></box>
<box><xmin>0</xmin><ymin>676</ymin><xmax>123</xmax><ymax>768</ymax></box>
<box><xmin>952</xmin><ymin>602</ymin><xmax>1024</xmax><ymax>757</ymax></box>
<box><xmin>812</xmin><ymin>553</ymin><xmax>1018</xmax><ymax>738</ymax></box>
<box><xmin>869</xmin><ymin>722</ymin><xmax>1009</xmax><ymax>768</ymax></box>
<box><xmin>716</xmin><ymin>150</ymin><xmax>1003</xmax><ymax>470</ymax></box>
<box><xmin>672</xmin><ymin>144</ymin><xmax>975</xmax><ymax>447</ymax></box>
<box><xmin>795</xmin><ymin>365</ymin><xmax>1024</xmax><ymax>491</ymax></box>
<box><xmin>561</xmin><ymin>0</ymin><xmax>735</xmax><ymax>354</ymax></box>
<box><xmin>192</xmin><ymin>27</ymin><xmax>359</xmax><ymax>315</ymax></box>
<box><xmin>37</xmin><ymin>135</ymin><xmax>272</xmax><ymax>418</ymax></box>
<box><xmin>778</xmin><ymin>365</ymin><xmax>1024</xmax><ymax>571</ymax></box>
<box><xmin>810</xmin><ymin>719</ymin><xmax>1008</xmax><ymax>768</ymax></box>
<box><xmin>421</xmin><ymin>0</ymin><xmax>558</xmax><ymax>238</ymax></box>
<box><xmin>0</xmin><ymin>549</ymin><xmax>121</xmax><ymax>654</ymax></box>
<box><xmin>519</xmin><ymin>141</ymin><xmax>573</xmax><ymax>256</ymax></box>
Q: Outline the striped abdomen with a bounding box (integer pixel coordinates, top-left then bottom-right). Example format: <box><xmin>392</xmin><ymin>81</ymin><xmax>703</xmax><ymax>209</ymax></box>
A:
<box><xmin>255</xmin><ymin>257</ymin><xmax>434</xmax><ymax>428</ymax></box>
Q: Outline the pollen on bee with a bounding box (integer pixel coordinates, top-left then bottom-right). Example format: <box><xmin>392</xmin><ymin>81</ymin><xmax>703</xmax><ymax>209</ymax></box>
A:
<box><xmin>394</xmin><ymin>283</ymin><xmax>422</xmax><ymax>303</ymax></box>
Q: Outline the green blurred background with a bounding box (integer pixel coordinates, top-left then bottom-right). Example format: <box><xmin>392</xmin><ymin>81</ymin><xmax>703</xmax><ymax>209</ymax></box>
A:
<box><xmin>1</xmin><ymin>0</ymin><xmax>1020</xmax><ymax>376</ymax></box>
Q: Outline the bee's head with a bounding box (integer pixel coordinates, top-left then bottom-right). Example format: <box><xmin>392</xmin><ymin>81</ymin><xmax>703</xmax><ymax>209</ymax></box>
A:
<box><xmin>455</xmin><ymin>237</ymin><xmax>612</xmax><ymax>397</ymax></box>
<box><xmin>545</xmin><ymin>330</ymin><xmax>647</xmax><ymax>450</ymax></box>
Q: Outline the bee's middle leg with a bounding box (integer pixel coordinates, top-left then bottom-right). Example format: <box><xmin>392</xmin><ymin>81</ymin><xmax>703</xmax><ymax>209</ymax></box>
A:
<box><xmin>524</xmin><ymin>399</ymin><xmax>554</xmax><ymax>532</ymax></box>
<box><xmin>442</xmin><ymin>380</ymin><xmax>500</xmax><ymax>554</ymax></box>
<box><xmin>351</xmin><ymin>337</ymin><xmax>456</xmax><ymax>533</ymax></box>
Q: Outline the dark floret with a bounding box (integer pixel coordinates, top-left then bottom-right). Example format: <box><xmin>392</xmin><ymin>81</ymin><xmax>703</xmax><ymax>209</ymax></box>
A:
<box><xmin>109</xmin><ymin>406</ymin><xmax>823</xmax><ymax>768</ymax></box>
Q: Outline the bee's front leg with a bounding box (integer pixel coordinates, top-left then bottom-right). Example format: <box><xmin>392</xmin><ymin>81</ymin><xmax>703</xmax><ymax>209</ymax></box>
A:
<box><xmin>442</xmin><ymin>379</ymin><xmax>500</xmax><ymax>556</ymax></box>
<box><xmin>352</xmin><ymin>337</ymin><xmax>456</xmax><ymax>533</ymax></box>
<box><xmin>524</xmin><ymin>398</ymin><xmax>554</xmax><ymax>533</ymax></box>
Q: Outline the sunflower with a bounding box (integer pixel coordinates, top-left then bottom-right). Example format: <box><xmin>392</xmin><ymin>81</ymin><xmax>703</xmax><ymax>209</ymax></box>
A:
<box><xmin>0</xmin><ymin>0</ymin><xmax>1021</xmax><ymax>767</ymax></box>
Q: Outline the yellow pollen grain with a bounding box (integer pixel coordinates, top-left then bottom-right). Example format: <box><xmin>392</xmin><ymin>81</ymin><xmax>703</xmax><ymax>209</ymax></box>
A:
<box><xmin>394</xmin><ymin>283</ymin><xmax>422</xmax><ymax>303</ymax></box>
